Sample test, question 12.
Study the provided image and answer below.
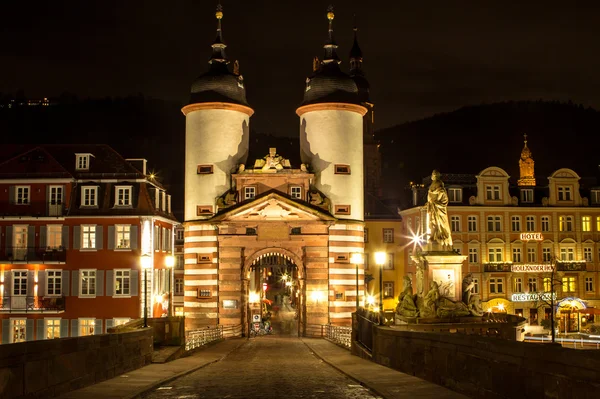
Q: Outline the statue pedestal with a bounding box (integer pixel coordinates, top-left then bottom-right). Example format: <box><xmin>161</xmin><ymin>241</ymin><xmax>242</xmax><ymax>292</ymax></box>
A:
<box><xmin>412</xmin><ymin>248</ymin><xmax>466</xmax><ymax>302</ymax></box>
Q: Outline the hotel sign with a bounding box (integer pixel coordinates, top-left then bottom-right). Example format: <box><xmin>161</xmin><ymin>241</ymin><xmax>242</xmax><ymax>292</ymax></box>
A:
<box><xmin>520</xmin><ymin>232</ymin><xmax>544</xmax><ymax>241</ymax></box>
<box><xmin>511</xmin><ymin>264</ymin><xmax>554</xmax><ymax>273</ymax></box>
<box><xmin>512</xmin><ymin>293</ymin><xmax>556</xmax><ymax>302</ymax></box>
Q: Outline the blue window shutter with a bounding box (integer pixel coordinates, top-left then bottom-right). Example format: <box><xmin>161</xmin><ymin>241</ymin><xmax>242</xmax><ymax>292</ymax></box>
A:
<box><xmin>106</xmin><ymin>270</ymin><xmax>114</xmax><ymax>296</ymax></box>
<box><xmin>105</xmin><ymin>319</ymin><xmax>114</xmax><ymax>333</ymax></box>
<box><xmin>73</xmin><ymin>226</ymin><xmax>81</xmax><ymax>249</ymax></box>
<box><xmin>94</xmin><ymin>319</ymin><xmax>102</xmax><ymax>335</ymax></box>
<box><xmin>107</xmin><ymin>226</ymin><xmax>115</xmax><ymax>250</ymax></box>
<box><xmin>130</xmin><ymin>226</ymin><xmax>138</xmax><ymax>250</ymax></box>
<box><xmin>96</xmin><ymin>225</ymin><xmax>103</xmax><ymax>250</ymax></box>
<box><xmin>38</xmin><ymin>272</ymin><xmax>46</xmax><ymax>297</ymax></box>
<box><xmin>72</xmin><ymin>271</ymin><xmax>79</xmax><ymax>297</ymax></box>
<box><xmin>37</xmin><ymin>319</ymin><xmax>45</xmax><ymax>340</ymax></box>
<box><xmin>60</xmin><ymin>319</ymin><xmax>69</xmax><ymax>338</ymax></box>
<box><xmin>130</xmin><ymin>270</ymin><xmax>139</xmax><ymax>296</ymax></box>
<box><xmin>62</xmin><ymin>226</ymin><xmax>69</xmax><ymax>249</ymax></box>
<box><xmin>4</xmin><ymin>272</ymin><xmax>11</xmax><ymax>294</ymax></box>
<box><xmin>62</xmin><ymin>270</ymin><xmax>70</xmax><ymax>296</ymax></box>
<box><xmin>27</xmin><ymin>271</ymin><xmax>35</xmax><ymax>296</ymax></box>
<box><xmin>5</xmin><ymin>226</ymin><xmax>12</xmax><ymax>255</ymax></box>
<box><xmin>40</xmin><ymin>226</ymin><xmax>47</xmax><ymax>249</ymax></box>
<box><xmin>2</xmin><ymin>320</ymin><xmax>10</xmax><ymax>343</ymax></box>
<box><xmin>71</xmin><ymin>319</ymin><xmax>79</xmax><ymax>337</ymax></box>
<box><xmin>96</xmin><ymin>270</ymin><xmax>104</xmax><ymax>296</ymax></box>
<box><xmin>26</xmin><ymin>319</ymin><xmax>34</xmax><ymax>341</ymax></box>
<box><xmin>8</xmin><ymin>186</ymin><xmax>15</xmax><ymax>205</ymax></box>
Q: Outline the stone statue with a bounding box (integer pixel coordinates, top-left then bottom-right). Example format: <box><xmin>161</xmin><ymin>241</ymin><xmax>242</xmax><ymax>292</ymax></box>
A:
<box><xmin>436</xmin><ymin>297</ymin><xmax>471</xmax><ymax>318</ymax></box>
<box><xmin>233</xmin><ymin>60</ymin><xmax>240</xmax><ymax>75</ymax></box>
<box><xmin>253</xmin><ymin>148</ymin><xmax>291</xmax><ymax>171</ymax></box>
<box><xmin>300</xmin><ymin>163</ymin><xmax>308</xmax><ymax>172</ymax></box>
<box><xmin>468</xmin><ymin>294</ymin><xmax>484</xmax><ymax>317</ymax></box>
<box><xmin>396</xmin><ymin>276</ymin><xmax>419</xmax><ymax>318</ymax></box>
<box><xmin>425</xmin><ymin>170</ymin><xmax>453</xmax><ymax>248</ymax></box>
<box><xmin>216</xmin><ymin>189</ymin><xmax>237</xmax><ymax>208</ymax></box>
<box><xmin>462</xmin><ymin>273</ymin><xmax>475</xmax><ymax>306</ymax></box>
<box><xmin>421</xmin><ymin>281</ymin><xmax>440</xmax><ymax>318</ymax></box>
<box><xmin>237</xmin><ymin>164</ymin><xmax>245</xmax><ymax>173</ymax></box>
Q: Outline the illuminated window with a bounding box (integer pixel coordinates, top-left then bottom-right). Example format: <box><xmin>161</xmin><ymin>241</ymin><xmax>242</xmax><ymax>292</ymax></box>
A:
<box><xmin>557</xmin><ymin>186</ymin><xmax>572</xmax><ymax>201</ymax></box>
<box><xmin>541</xmin><ymin>216</ymin><xmax>550</xmax><ymax>232</ymax></box>
<box><xmin>527</xmin><ymin>247</ymin><xmax>536</xmax><ymax>263</ymax></box>
<box><xmin>488</xmin><ymin>248</ymin><xmax>502</xmax><ymax>262</ymax></box>
<box><xmin>472</xmin><ymin>278</ymin><xmax>479</xmax><ymax>294</ymax></box>
<box><xmin>79</xmin><ymin>318</ymin><xmax>96</xmax><ymax>337</ymax></box>
<box><xmin>489</xmin><ymin>278</ymin><xmax>504</xmax><ymax>294</ymax></box>
<box><xmin>11</xmin><ymin>319</ymin><xmax>27</xmax><ymax>343</ymax></box>
<box><xmin>562</xmin><ymin>276</ymin><xmax>576</xmax><ymax>292</ymax></box>
<box><xmin>80</xmin><ymin>270</ymin><xmax>97</xmax><ymax>296</ymax></box>
<box><xmin>585</xmin><ymin>277</ymin><xmax>594</xmax><ymax>293</ymax></box>
<box><xmin>591</xmin><ymin>190</ymin><xmax>600</xmax><ymax>205</ymax></box>
<box><xmin>116</xmin><ymin>225</ymin><xmax>131</xmax><ymax>249</ymax></box>
<box><xmin>47</xmin><ymin>224</ymin><xmax>62</xmax><ymax>249</ymax></box>
<box><xmin>542</xmin><ymin>247</ymin><xmax>552</xmax><ymax>262</ymax></box>
<box><xmin>467</xmin><ymin>216</ymin><xmax>477</xmax><ymax>232</ymax></box>
<box><xmin>45</xmin><ymin>319</ymin><xmax>61</xmax><ymax>339</ymax></box>
<box><xmin>15</xmin><ymin>186</ymin><xmax>30</xmax><ymax>204</ymax></box>
<box><xmin>528</xmin><ymin>278</ymin><xmax>538</xmax><ymax>292</ymax></box>
<box><xmin>597</xmin><ymin>217</ymin><xmax>600</xmax><ymax>232</ymax></box>
<box><xmin>487</xmin><ymin>216</ymin><xmax>501</xmax><ymax>232</ymax></box>
<box><xmin>513</xmin><ymin>277</ymin><xmax>523</xmax><ymax>292</ymax></box>
<box><xmin>154</xmin><ymin>225</ymin><xmax>160</xmax><ymax>250</ymax></box>
<box><xmin>511</xmin><ymin>216</ymin><xmax>521</xmax><ymax>232</ymax></box>
<box><xmin>290</xmin><ymin>186</ymin><xmax>302</xmax><ymax>199</ymax></box>
<box><xmin>12</xmin><ymin>271</ymin><xmax>27</xmax><ymax>296</ymax></box>
<box><xmin>383</xmin><ymin>228</ymin><xmax>394</xmax><ymax>243</ymax></box>
<box><xmin>75</xmin><ymin>154</ymin><xmax>90</xmax><ymax>170</ymax></box>
<box><xmin>512</xmin><ymin>247</ymin><xmax>522</xmax><ymax>263</ymax></box>
<box><xmin>115</xmin><ymin>186</ymin><xmax>132</xmax><ymax>206</ymax></box>
<box><xmin>176</xmin><ymin>229</ymin><xmax>184</xmax><ymax>241</ymax></box>
<box><xmin>114</xmin><ymin>269</ymin><xmax>131</xmax><ymax>296</ymax></box>
<box><xmin>383</xmin><ymin>282</ymin><xmax>394</xmax><ymax>298</ymax></box>
<box><xmin>521</xmin><ymin>189</ymin><xmax>533</xmax><ymax>203</ymax></box>
<box><xmin>486</xmin><ymin>185</ymin><xmax>501</xmax><ymax>200</ymax></box>
<box><xmin>584</xmin><ymin>247</ymin><xmax>592</xmax><ymax>262</ymax></box>
<box><xmin>582</xmin><ymin>216</ymin><xmax>591</xmax><ymax>232</ymax></box>
<box><xmin>383</xmin><ymin>254</ymin><xmax>394</xmax><ymax>270</ymax></box>
<box><xmin>448</xmin><ymin>188</ymin><xmax>462</xmax><ymax>203</ymax></box>
<box><xmin>559</xmin><ymin>216</ymin><xmax>573</xmax><ymax>232</ymax></box>
<box><xmin>468</xmin><ymin>247</ymin><xmax>479</xmax><ymax>264</ymax></box>
<box><xmin>560</xmin><ymin>247</ymin><xmax>574</xmax><ymax>261</ymax></box>
<box><xmin>244</xmin><ymin>186</ymin><xmax>256</xmax><ymax>200</ymax></box>
<box><xmin>543</xmin><ymin>277</ymin><xmax>552</xmax><ymax>292</ymax></box>
<box><xmin>450</xmin><ymin>215</ymin><xmax>461</xmax><ymax>232</ymax></box>
<box><xmin>526</xmin><ymin>216</ymin><xmax>535</xmax><ymax>232</ymax></box>
<box><xmin>175</xmin><ymin>278</ymin><xmax>184</xmax><ymax>295</ymax></box>
<box><xmin>81</xmin><ymin>186</ymin><xmax>98</xmax><ymax>207</ymax></box>
<box><xmin>82</xmin><ymin>225</ymin><xmax>96</xmax><ymax>249</ymax></box>
<box><xmin>46</xmin><ymin>270</ymin><xmax>62</xmax><ymax>296</ymax></box>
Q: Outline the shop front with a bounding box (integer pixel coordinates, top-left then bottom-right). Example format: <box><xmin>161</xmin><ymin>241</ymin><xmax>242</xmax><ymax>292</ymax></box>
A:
<box><xmin>557</xmin><ymin>297</ymin><xmax>586</xmax><ymax>333</ymax></box>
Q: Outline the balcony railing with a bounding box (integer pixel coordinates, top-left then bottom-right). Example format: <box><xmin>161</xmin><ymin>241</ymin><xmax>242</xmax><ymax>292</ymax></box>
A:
<box><xmin>1</xmin><ymin>247</ymin><xmax>66</xmax><ymax>263</ymax></box>
<box><xmin>0</xmin><ymin>295</ymin><xmax>66</xmax><ymax>313</ymax></box>
<box><xmin>484</xmin><ymin>261</ymin><xmax>587</xmax><ymax>272</ymax></box>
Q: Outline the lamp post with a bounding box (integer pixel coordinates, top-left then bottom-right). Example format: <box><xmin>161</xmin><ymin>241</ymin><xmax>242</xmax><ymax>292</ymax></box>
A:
<box><xmin>165</xmin><ymin>255</ymin><xmax>175</xmax><ymax>317</ymax></box>
<box><xmin>140</xmin><ymin>254</ymin><xmax>153</xmax><ymax>328</ymax></box>
<box><xmin>350</xmin><ymin>253</ymin><xmax>363</xmax><ymax>310</ymax></box>
<box><xmin>374</xmin><ymin>252</ymin><xmax>387</xmax><ymax>325</ymax></box>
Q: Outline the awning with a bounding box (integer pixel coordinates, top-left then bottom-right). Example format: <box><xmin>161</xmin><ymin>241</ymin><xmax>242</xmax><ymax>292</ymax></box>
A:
<box><xmin>577</xmin><ymin>308</ymin><xmax>600</xmax><ymax>315</ymax></box>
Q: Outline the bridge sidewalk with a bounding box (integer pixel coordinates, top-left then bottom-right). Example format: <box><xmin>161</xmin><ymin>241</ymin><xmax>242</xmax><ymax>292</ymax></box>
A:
<box><xmin>301</xmin><ymin>338</ymin><xmax>468</xmax><ymax>399</ymax></box>
<box><xmin>55</xmin><ymin>338</ymin><xmax>246</xmax><ymax>399</ymax></box>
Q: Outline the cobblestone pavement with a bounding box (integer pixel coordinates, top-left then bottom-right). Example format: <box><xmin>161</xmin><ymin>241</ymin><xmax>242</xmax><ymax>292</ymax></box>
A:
<box><xmin>142</xmin><ymin>336</ymin><xmax>380</xmax><ymax>399</ymax></box>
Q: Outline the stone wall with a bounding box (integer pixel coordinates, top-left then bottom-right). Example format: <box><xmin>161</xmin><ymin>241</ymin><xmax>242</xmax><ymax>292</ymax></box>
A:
<box><xmin>367</xmin><ymin>327</ymin><xmax>600</xmax><ymax>399</ymax></box>
<box><xmin>0</xmin><ymin>328</ymin><xmax>153</xmax><ymax>399</ymax></box>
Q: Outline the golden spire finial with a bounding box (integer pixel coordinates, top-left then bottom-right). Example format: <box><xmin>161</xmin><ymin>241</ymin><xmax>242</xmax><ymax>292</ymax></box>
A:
<box><xmin>216</xmin><ymin>2</ymin><xmax>223</xmax><ymax>20</ymax></box>
<box><xmin>327</xmin><ymin>5</ymin><xmax>335</xmax><ymax>21</ymax></box>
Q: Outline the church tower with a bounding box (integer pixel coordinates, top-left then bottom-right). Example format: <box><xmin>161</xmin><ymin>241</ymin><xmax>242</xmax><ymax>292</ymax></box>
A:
<box><xmin>297</xmin><ymin>6</ymin><xmax>367</xmax><ymax>221</ymax></box>
<box><xmin>182</xmin><ymin>5</ymin><xmax>254</xmax><ymax>221</ymax></box>
<box><xmin>518</xmin><ymin>134</ymin><xmax>536</xmax><ymax>186</ymax></box>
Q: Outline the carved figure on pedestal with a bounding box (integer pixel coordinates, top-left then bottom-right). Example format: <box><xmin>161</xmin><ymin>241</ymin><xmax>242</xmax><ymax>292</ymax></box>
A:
<box><xmin>396</xmin><ymin>276</ymin><xmax>419</xmax><ymax>318</ymax></box>
<box><xmin>253</xmin><ymin>148</ymin><xmax>291</xmax><ymax>171</ymax></box>
<box><xmin>462</xmin><ymin>273</ymin><xmax>475</xmax><ymax>306</ymax></box>
<box><xmin>421</xmin><ymin>281</ymin><xmax>440</xmax><ymax>318</ymax></box>
<box><xmin>425</xmin><ymin>170</ymin><xmax>453</xmax><ymax>248</ymax></box>
<box><xmin>468</xmin><ymin>294</ymin><xmax>484</xmax><ymax>316</ymax></box>
<box><xmin>309</xmin><ymin>190</ymin><xmax>331</xmax><ymax>210</ymax></box>
<box><xmin>436</xmin><ymin>297</ymin><xmax>471</xmax><ymax>318</ymax></box>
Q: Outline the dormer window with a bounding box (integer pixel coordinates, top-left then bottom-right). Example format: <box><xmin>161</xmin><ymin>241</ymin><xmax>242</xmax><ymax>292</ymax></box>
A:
<box><xmin>244</xmin><ymin>186</ymin><xmax>256</xmax><ymax>200</ymax></box>
<box><xmin>81</xmin><ymin>186</ymin><xmax>98</xmax><ymax>207</ymax></box>
<box><xmin>447</xmin><ymin>187</ymin><xmax>462</xmax><ymax>203</ymax></box>
<box><xmin>115</xmin><ymin>186</ymin><xmax>132</xmax><ymax>207</ymax></box>
<box><xmin>521</xmin><ymin>189</ymin><xmax>534</xmax><ymax>203</ymax></box>
<box><xmin>558</xmin><ymin>186</ymin><xmax>572</xmax><ymax>201</ymax></box>
<box><xmin>485</xmin><ymin>185</ymin><xmax>501</xmax><ymax>200</ymax></box>
<box><xmin>591</xmin><ymin>190</ymin><xmax>600</xmax><ymax>205</ymax></box>
<box><xmin>75</xmin><ymin>153</ymin><xmax>91</xmax><ymax>170</ymax></box>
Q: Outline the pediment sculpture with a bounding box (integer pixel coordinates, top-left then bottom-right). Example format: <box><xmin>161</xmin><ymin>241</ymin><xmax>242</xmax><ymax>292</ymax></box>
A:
<box><xmin>216</xmin><ymin>189</ymin><xmax>238</xmax><ymax>209</ymax></box>
<box><xmin>253</xmin><ymin>148</ymin><xmax>291</xmax><ymax>171</ymax></box>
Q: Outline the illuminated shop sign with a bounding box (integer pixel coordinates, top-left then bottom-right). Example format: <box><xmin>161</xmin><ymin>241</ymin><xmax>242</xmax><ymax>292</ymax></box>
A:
<box><xmin>511</xmin><ymin>264</ymin><xmax>554</xmax><ymax>273</ymax></box>
<box><xmin>520</xmin><ymin>232</ymin><xmax>544</xmax><ymax>241</ymax></box>
<box><xmin>511</xmin><ymin>293</ymin><xmax>556</xmax><ymax>302</ymax></box>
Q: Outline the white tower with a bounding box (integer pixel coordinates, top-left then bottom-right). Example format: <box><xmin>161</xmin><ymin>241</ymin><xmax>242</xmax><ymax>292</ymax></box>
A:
<box><xmin>182</xmin><ymin>5</ymin><xmax>254</xmax><ymax>221</ymax></box>
<box><xmin>297</xmin><ymin>7</ymin><xmax>366</xmax><ymax>221</ymax></box>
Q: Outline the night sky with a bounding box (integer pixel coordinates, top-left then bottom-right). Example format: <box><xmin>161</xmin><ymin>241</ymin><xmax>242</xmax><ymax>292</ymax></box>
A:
<box><xmin>3</xmin><ymin>1</ymin><xmax>600</xmax><ymax>136</ymax></box>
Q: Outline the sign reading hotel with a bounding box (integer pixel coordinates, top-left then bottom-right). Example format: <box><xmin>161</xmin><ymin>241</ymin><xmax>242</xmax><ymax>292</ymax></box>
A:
<box><xmin>511</xmin><ymin>264</ymin><xmax>554</xmax><ymax>273</ymax></box>
<box><xmin>520</xmin><ymin>232</ymin><xmax>544</xmax><ymax>241</ymax></box>
<box><xmin>512</xmin><ymin>293</ymin><xmax>556</xmax><ymax>302</ymax></box>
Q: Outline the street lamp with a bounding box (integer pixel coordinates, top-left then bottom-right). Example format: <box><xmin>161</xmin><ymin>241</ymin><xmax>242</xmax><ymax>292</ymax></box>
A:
<box><xmin>140</xmin><ymin>254</ymin><xmax>153</xmax><ymax>328</ymax></box>
<box><xmin>374</xmin><ymin>252</ymin><xmax>387</xmax><ymax>325</ymax></box>
<box><xmin>165</xmin><ymin>255</ymin><xmax>175</xmax><ymax>317</ymax></box>
<box><xmin>350</xmin><ymin>253</ymin><xmax>363</xmax><ymax>310</ymax></box>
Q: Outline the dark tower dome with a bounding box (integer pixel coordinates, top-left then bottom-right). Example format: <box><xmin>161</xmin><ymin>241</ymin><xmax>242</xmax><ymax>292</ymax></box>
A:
<box><xmin>301</xmin><ymin>6</ymin><xmax>360</xmax><ymax>106</ymax></box>
<box><xmin>189</xmin><ymin>5</ymin><xmax>249</xmax><ymax>106</ymax></box>
<box><xmin>349</xmin><ymin>23</ymin><xmax>370</xmax><ymax>103</ymax></box>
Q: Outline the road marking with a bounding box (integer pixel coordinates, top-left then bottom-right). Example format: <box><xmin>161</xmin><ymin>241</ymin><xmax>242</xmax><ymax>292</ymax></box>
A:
<box><xmin>157</xmin><ymin>386</ymin><xmax>172</xmax><ymax>390</ymax></box>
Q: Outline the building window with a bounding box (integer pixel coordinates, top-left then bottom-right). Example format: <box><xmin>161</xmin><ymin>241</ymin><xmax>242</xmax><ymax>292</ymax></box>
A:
<box><xmin>513</xmin><ymin>278</ymin><xmax>523</xmax><ymax>293</ymax></box>
<box><xmin>335</xmin><ymin>292</ymin><xmax>345</xmax><ymax>300</ymax></box>
<box><xmin>528</xmin><ymin>278</ymin><xmax>538</xmax><ymax>292</ymax></box>
<box><xmin>467</xmin><ymin>216</ymin><xmax>477</xmax><ymax>232</ymax></box>
<box><xmin>383</xmin><ymin>228</ymin><xmax>394</xmax><ymax>243</ymax></box>
<box><xmin>448</xmin><ymin>188</ymin><xmax>462</xmax><ymax>203</ymax></box>
<box><xmin>511</xmin><ymin>216</ymin><xmax>521</xmax><ymax>232</ymax></box>
<box><xmin>47</xmin><ymin>225</ymin><xmax>62</xmax><ymax>249</ymax></box>
<box><xmin>290</xmin><ymin>186</ymin><xmax>302</xmax><ymax>199</ymax></box>
<box><xmin>597</xmin><ymin>217</ymin><xmax>600</xmax><ymax>232</ymax></box>
<box><xmin>80</xmin><ymin>270</ymin><xmax>97</xmax><ymax>296</ymax></box>
<box><xmin>79</xmin><ymin>318</ymin><xmax>96</xmax><ymax>336</ymax></box>
<box><xmin>15</xmin><ymin>186</ymin><xmax>30</xmax><ymax>205</ymax></box>
<box><xmin>487</xmin><ymin>216</ymin><xmax>501</xmax><ymax>232</ymax></box>
<box><xmin>334</xmin><ymin>164</ymin><xmax>351</xmax><ymax>174</ymax></box>
<box><xmin>525</xmin><ymin>216</ymin><xmax>535</xmax><ymax>232</ymax></box>
<box><xmin>116</xmin><ymin>225</ymin><xmax>131</xmax><ymax>249</ymax></box>
<box><xmin>591</xmin><ymin>190</ymin><xmax>600</xmax><ymax>205</ymax></box>
<box><xmin>13</xmin><ymin>271</ymin><xmax>27</xmax><ymax>296</ymax></box>
<box><xmin>364</xmin><ymin>228</ymin><xmax>368</xmax><ymax>243</ymax></box>
<box><xmin>488</xmin><ymin>248</ymin><xmax>502</xmax><ymax>262</ymax></box>
<box><xmin>490</xmin><ymin>278</ymin><xmax>504</xmax><ymax>294</ymax></box>
<box><xmin>486</xmin><ymin>185</ymin><xmax>501</xmax><ymax>200</ymax></box>
<box><xmin>196</xmin><ymin>206</ymin><xmax>213</xmax><ymax>215</ymax></box>
<box><xmin>527</xmin><ymin>247</ymin><xmax>536</xmax><ymax>263</ymax></box>
<box><xmin>468</xmin><ymin>248</ymin><xmax>479</xmax><ymax>264</ymax></box>
<box><xmin>244</xmin><ymin>186</ymin><xmax>256</xmax><ymax>200</ymax></box>
<box><xmin>11</xmin><ymin>319</ymin><xmax>27</xmax><ymax>343</ymax></box>
<box><xmin>198</xmin><ymin>289</ymin><xmax>211</xmax><ymax>298</ymax></box>
<box><xmin>196</xmin><ymin>165</ymin><xmax>213</xmax><ymax>174</ymax></box>
<box><xmin>47</xmin><ymin>270</ymin><xmax>62</xmax><ymax>296</ymax></box>
<box><xmin>82</xmin><ymin>187</ymin><xmax>98</xmax><ymax>207</ymax></box>
<box><xmin>542</xmin><ymin>247</ymin><xmax>552</xmax><ymax>262</ymax></box>
<box><xmin>585</xmin><ymin>277</ymin><xmax>594</xmax><ymax>293</ymax></box>
<box><xmin>541</xmin><ymin>216</ymin><xmax>550</xmax><ymax>232</ymax></box>
<box><xmin>176</xmin><ymin>229</ymin><xmax>184</xmax><ymax>241</ymax></box>
<box><xmin>45</xmin><ymin>319</ymin><xmax>61</xmax><ymax>339</ymax></box>
<box><xmin>512</xmin><ymin>247</ymin><xmax>522</xmax><ymax>263</ymax></box>
<box><xmin>560</xmin><ymin>247</ymin><xmax>574</xmax><ymax>261</ymax></box>
<box><xmin>115</xmin><ymin>186</ymin><xmax>132</xmax><ymax>206</ymax></box>
<box><xmin>175</xmin><ymin>278</ymin><xmax>184</xmax><ymax>295</ymax></box>
<box><xmin>472</xmin><ymin>278</ymin><xmax>479</xmax><ymax>294</ymax></box>
<box><xmin>246</xmin><ymin>227</ymin><xmax>257</xmax><ymax>235</ymax></box>
<box><xmin>582</xmin><ymin>216</ymin><xmax>591</xmax><ymax>232</ymax></box>
<box><xmin>543</xmin><ymin>277</ymin><xmax>552</xmax><ymax>292</ymax></box>
<box><xmin>384</xmin><ymin>254</ymin><xmax>394</xmax><ymax>270</ymax></box>
<box><xmin>76</xmin><ymin>154</ymin><xmax>90</xmax><ymax>170</ymax></box>
<box><xmin>291</xmin><ymin>227</ymin><xmax>302</xmax><ymax>235</ymax></box>
<box><xmin>383</xmin><ymin>282</ymin><xmax>394</xmax><ymax>298</ymax></box>
<box><xmin>557</xmin><ymin>186</ymin><xmax>572</xmax><ymax>201</ymax></box>
<box><xmin>334</xmin><ymin>205</ymin><xmax>351</xmax><ymax>215</ymax></box>
<box><xmin>82</xmin><ymin>225</ymin><xmax>96</xmax><ymax>249</ymax></box>
<box><xmin>114</xmin><ymin>270</ymin><xmax>131</xmax><ymax>296</ymax></box>
<box><xmin>559</xmin><ymin>216</ymin><xmax>573</xmax><ymax>232</ymax></box>
<box><xmin>450</xmin><ymin>215</ymin><xmax>461</xmax><ymax>232</ymax></box>
<box><xmin>521</xmin><ymin>189</ymin><xmax>533</xmax><ymax>203</ymax></box>
<box><xmin>562</xmin><ymin>276</ymin><xmax>576</xmax><ymax>292</ymax></box>
<box><xmin>584</xmin><ymin>247</ymin><xmax>593</xmax><ymax>262</ymax></box>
